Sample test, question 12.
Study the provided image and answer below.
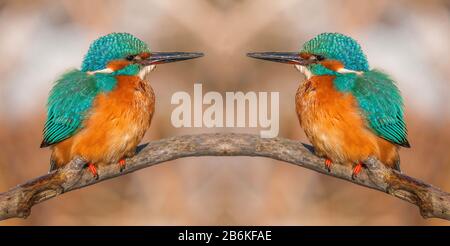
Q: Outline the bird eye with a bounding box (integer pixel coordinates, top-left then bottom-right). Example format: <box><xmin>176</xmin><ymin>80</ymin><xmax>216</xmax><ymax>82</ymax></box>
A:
<box><xmin>125</xmin><ymin>55</ymin><xmax>135</xmax><ymax>61</ymax></box>
<box><xmin>314</xmin><ymin>55</ymin><xmax>325</xmax><ymax>61</ymax></box>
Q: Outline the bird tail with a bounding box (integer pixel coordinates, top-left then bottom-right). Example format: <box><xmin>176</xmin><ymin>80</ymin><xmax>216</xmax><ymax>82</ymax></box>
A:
<box><xmin>40</xmin><ymin>140</ymin><xmax>51</xmax><ymax>148</ymax></box>
<box><xmin>49</xmin><ymin>158</ymin><xmax>57</xmax><ymax>173</ymax></box>
<box><xmin>393</xmin><ymin>158</ymin><xmax>401</xmax><ymax>172</ymax></box>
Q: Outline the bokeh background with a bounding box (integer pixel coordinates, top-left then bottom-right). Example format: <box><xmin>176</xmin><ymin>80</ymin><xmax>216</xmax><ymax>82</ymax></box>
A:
<box><xmin>0</xmin><ymin>0</ymin><xmax>449</xmax><ymax>225</ymax></box>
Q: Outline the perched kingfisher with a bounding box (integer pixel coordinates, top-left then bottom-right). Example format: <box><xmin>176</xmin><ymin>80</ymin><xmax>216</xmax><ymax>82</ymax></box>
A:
<box><xmin>248</xmin><ymin>33</ymin><xmax>410</xmax><ymax>178</ymax></box>
<box><xmin>41</xmin><ymin>32</ymin><xmax>203</xmax><ymax>178</ymax></box>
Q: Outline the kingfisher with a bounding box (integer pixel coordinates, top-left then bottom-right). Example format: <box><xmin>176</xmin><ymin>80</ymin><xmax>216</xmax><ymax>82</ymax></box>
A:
<box><xmin>41</xmin><ymin>32</ymin><xmax>203</xmax><ymax>178</ymax></box>
<box><xmin>248</xmin><ymin>33</ymin><xmax>410</xmax><ymax>178</ymax></box>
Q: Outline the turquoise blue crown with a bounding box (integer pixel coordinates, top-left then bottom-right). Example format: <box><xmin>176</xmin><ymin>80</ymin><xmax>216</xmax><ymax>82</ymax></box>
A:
<box><xmin>302</xmin><ymin>33</ymin><xmax>369</xmax><ymax>72</ymax></box>
<box><xmin>81</xmin><ymin>33</ymin><xmax>150</xmax><ymax>72</ymax></box>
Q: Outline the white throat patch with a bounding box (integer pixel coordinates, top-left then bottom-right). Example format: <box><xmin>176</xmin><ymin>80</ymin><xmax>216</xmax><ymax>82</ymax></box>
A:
<box><xmin>295</xmin><ymin>65</ymin><xmax>312</xmax><ymax>79</ymax></box>
<box><xmin>138</xmin><ymin>65</ymin><xmax>156</xmax><ymax>80</ymax></box>
<box><xmin>336</xmin><ymin>68</ymin><xmax>363</xmax><ymax>75</ymax></box>
<box><xmin>295</xmin><ymin>65</ymin><xmax>363</xmax><ymax>79</ymax></box>
<box><xmin>87</xmin><ymin>68</ymin><xmax>114</xmax><ymax>75</ymax></box>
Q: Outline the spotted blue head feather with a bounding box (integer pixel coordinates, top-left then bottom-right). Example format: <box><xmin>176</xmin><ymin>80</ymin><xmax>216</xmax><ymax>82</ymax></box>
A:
<box><xmin>81</xmin><ymin>32</ymin><xmax>150</xmax><ymax>72</ymax></box>
<box><xmin>302</xmin><ymin>32</ymin><xmax>369</xmax><ymax>72</ymax></box>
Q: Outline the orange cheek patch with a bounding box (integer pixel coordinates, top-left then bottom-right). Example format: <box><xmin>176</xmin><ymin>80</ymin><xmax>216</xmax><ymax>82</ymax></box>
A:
<box><xmin>299</xmin><ymin>52</ymin><xmax>311</xmax><ymax>60</ymax></box>
<box><xmin>107</xmin><ymin>60</ymin><xmax>132</xmax><ymax>71</ymax></box>
<box><xmin>140</xmin><ymin>52</ymin><xmax>150</xmax><ymax>59</ymax></box>
<box><xmin>320</xmin><ymin>60</ymin><xmax>344</xmax><ymax>71</ymax></box>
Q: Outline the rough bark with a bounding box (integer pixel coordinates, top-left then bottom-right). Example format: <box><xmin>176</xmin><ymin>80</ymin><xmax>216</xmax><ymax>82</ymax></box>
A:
<box><xmin>0</xmin><ymin>133</ymin><xmax>448</xmax><ymax>221</ymax></box>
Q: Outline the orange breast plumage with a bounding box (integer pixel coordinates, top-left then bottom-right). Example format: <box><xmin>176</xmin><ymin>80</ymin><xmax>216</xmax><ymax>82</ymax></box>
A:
<box><xmin>295</xmin><ymin>75</ymin><xmax>399</xmax><ymax>168</ymax></box>
<box><xmin>51</xmin><ymin>75</ymin><xmax>155</xmax><ymax>167</ymax></box>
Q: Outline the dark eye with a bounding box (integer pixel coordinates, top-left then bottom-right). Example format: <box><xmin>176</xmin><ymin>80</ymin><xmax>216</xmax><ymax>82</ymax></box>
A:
<box><xmin>125</xmin><ymin>55</ymin><xmax>135</xmax><ymax>61</ymax></box>
<box><xmin>314</xmin><ymin>55</ymin><xmax>325</xmax><ymax>61</ymax></box>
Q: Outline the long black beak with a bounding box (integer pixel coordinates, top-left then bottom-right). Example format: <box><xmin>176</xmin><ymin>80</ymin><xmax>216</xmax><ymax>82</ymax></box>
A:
<box><xmin>247</xmin><ymin>52</ymin><xmax>313</xmax><ymax>65</ymax></box>
<box><xmin>142</xmin><ymin>52</ymin><xmax>204</xmax><ymax>65</ymax></box>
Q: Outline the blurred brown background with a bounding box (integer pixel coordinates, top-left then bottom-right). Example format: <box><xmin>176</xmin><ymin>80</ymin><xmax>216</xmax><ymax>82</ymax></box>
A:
<box><xmin>0</xmin><ymin>0</ymin><xmax>449</xmax><ymax>225</ymax></box>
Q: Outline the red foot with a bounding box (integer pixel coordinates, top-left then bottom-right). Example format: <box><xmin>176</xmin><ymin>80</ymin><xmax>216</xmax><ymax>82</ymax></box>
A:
<box><xmin>324</xmin><ymin>158</ymin><xmax>332</xmax><ymax>172</ymax></box>
<box><xmin>118</xmin><ymin>159</ymin><xmax>126</xmax><ymax>172</ymax></box>
<box><xmin>352</xmin><ymin>162</ymin><xmax>363</xmax><ymax>179</ymax></box>
<box><xmin>87</xmin><ymin>163</ymin><xmax>99</xmax><ymax>179</ymax></box>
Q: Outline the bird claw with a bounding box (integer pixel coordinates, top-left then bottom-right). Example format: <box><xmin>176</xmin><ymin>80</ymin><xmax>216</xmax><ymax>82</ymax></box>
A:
<box><xmin>118</xmin><ymin>159</ymin><xmax>126</xmax><ymax>172</ymax></box>
<box><xmin>87</xmin><ymin>163</ymin><xmax>99</xmax><ymax>180</ymax></box>
<box><xmin>324</xmin><ymin>158</ymin><xmax>332</xmax><ymax>172</ymax></box>
<box><xmin>352</xmin><ymin>162</ymin><xmax>363</xmax><ymax>180</ymax></box>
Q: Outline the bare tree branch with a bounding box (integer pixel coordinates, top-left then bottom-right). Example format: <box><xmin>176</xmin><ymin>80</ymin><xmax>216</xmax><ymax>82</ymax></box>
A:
<box><xmin>0</xmin><ymin>133</ymin><xmax>449</xmax><ymax>221</ymax></box>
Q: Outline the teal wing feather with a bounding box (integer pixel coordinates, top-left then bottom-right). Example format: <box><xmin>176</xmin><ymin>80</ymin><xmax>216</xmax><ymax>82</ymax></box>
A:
<box><xmin>352</xmin><ymin>70</ymin><xmax>410</xmax><ymax>147</ymax></box>
<box><xmin>41</xmin><ymin>70</ymin><xmax>99</xmax><ymax>147</ymax></box>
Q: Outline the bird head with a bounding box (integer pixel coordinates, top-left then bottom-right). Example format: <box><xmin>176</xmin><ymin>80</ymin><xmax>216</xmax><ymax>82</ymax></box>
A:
<box><xmin>247</xmin><ymin>32</ymin><xmax>369</xmax><ymax>78</ymax></box>
<box><xmin>81</xmin><ymin>32</ymin><xmax>203</xmax><ymax>78</ymax></box>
